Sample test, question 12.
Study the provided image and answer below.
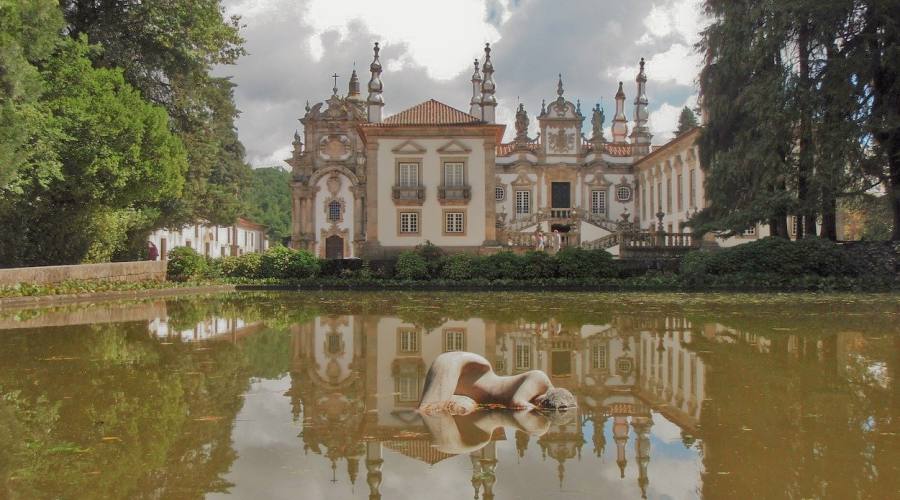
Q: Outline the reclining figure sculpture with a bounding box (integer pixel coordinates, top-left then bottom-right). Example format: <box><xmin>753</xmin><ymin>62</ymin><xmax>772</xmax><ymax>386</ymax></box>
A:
<box><xmin>418</xmin><ymin>352</ymin><xmax>576</xmax><ymax>415</ymax></box>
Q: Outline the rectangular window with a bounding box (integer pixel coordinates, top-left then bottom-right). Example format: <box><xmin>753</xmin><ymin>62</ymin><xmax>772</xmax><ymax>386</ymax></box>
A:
<box><xmin>328</xmin><ymin>201</ymin><xmax>341</xmax><ymax>222</ymax></box>
<box><xmin>658</xmin><ymin>182</ymin><xmax>663</xmax><ymax>214</ymax></box>
<box><xmin>666</xmin><ymin>178</ymin><xmax>672</xmax><ymax>213</ymax></box>
<box><xmin>444</xmin><ymin>211</ymin><xmax>465</xmax><ymax>234</ymax></box>
<box><xmin>515</xmin><ymin>343</ymin><xmax>531</xmax><ymax>370</ymax></box>
<box><xmin>649</xmin><ymin>184</ymin><xmax>654</xmax><ymax>216</ymax></box>
<box><xmin>591</xmin><ymin>344</ymin><xmax>607</xmax><ymax>370</ymax></box>
<box><xmin>398</xmin><ymin>328</ymin><xmax>419</xmax><ymax>353</ymax></box>
<box><xmin>396</xmin><ymin>365</ymin><xmax>420</xmax><ymax>403</ymax></box>
<box><xmin>515</xmin><ymin>190</ymin><xmax>531</xmax><ymax>216</ymax></box>
<box><xmin>677</xmin><ymin>174</ymin><xmax>683</xmax><ymax>211</ymax></box>
<box><xmin>399</xmin><ymin>212</ymin><xmax>419</xmax><ymax>234</ymax></box>
<box><xmin>689</xmin><ymin>169</ymin><xmax>696</xmax><ymax>208</ymax></box>
<box><xmin>443</xmin><ymin>162</ymin><xmax>464</xmax><ymax>187</ymax></box>
<box><xmin>641</xmin><ymin>186</ymin><xmax>646</xmax><ymax>221</ymax></box>
<box><xmin>444</xmin><ymin>329</ymin><xmax>466</xmax><ymax>352</ymax></box>
<box><xmin>590</xmin><ymin>190</ymin><xmax>607</xmax><ymax>215</ymax></box>
<box><xmin>398</xmin><ymin>162</ymin><xmax>419</xmax><ymax>188</ymax></box>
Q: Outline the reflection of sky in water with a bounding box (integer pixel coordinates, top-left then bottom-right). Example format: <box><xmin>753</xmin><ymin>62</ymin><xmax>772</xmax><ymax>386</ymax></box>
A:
<box><xmin>211</xmin><ymin>377</ymin><xmax>702</xmax><ymax>500</ymax></box>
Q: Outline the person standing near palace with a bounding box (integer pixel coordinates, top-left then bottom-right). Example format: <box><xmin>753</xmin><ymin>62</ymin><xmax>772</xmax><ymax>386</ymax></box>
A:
<box><xmin>147</xmin><ymin>241</ymin><xmax>159</xmax><ymax>261</ymax></box>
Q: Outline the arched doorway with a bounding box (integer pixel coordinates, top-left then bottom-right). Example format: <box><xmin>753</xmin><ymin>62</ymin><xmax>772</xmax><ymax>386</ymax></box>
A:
<box><xmin>325</xmin><ymin>235</ymin><xmax>344</xmax><ymax>260</ymax></box>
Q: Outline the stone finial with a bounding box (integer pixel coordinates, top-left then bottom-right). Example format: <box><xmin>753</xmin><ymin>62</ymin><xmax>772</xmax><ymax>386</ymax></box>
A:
<box><xmin>480</xmin><ymin>42</ymin><xmax>497</xmax><ymax>123</ymax></box>
<box><xmin>367</xmin><ymin>42</ymin><xmax>384</xmax><ymax>122</ymax></box>
<box><xmin>557</xmin><ymin>73</ymin><xmax>564</xmax><ymax>96</ymax></box>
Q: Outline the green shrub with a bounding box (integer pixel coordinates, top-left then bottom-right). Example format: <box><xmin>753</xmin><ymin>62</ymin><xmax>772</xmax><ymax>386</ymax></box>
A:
<box><xmin>259</xmin><ymin>246</ymin><xmax>321</xmax><ymax>279</ymax></box>
<box><xmin>440</xmin><ymin>253</ymin><xmax>477</xmax><ymax>281</ymax></box>
<box><xmin>395</xmin><ymin>251</ymin><xmax>428</xmax><ymax>280</ymax></box>
<box><xmin>475</xmin><ymin>251</ymin><xmax>523</xmax><ymax>280</ymax></box>
<box><xmin>415</xmin><ymin>241</ymin><xmax>445</xmax><ymax>278</ymax></box>
<box><xmin>260</xmin><ymin>246</ymin><xmax>294</xmax><ymax>278</ymax></box>
<box><xmin>555</xmin><ymin>247</ymin><xmax>617</xmax><ymax>279</ymax></box>
<box><xmin>522</xmin><ymin>251</ymin><xmax>558</xmax><ymax>279</ymax></box>
<box><xmin>166</xmin><ymin>246</ymin><xmax>208</xmax><ymax>282</ymax></box>
<box><xmin>288</xmin><ymin>249</ymin><xmax>320</xmax><ymax>278</ymax></box>
<box><xmin>680</xmin><ymin>237</ymin><xmax>855</xmax><ymax>279</ymax></box>
<box><xmin>220</xmin><ymin>252</ymin><xmax>263</xmax><ymax>279</ymax></box>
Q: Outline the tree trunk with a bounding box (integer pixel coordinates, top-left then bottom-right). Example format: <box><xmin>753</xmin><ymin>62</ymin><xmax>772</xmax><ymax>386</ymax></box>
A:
<box><xmin>821</xmin><ymin>196</ymin><xmax>838</xmax><ymax>241</ymax></box>
<box><xmin>797</xmin><ymin>21</ymin><xmax>817</xmax><ymax>238</ymax></box>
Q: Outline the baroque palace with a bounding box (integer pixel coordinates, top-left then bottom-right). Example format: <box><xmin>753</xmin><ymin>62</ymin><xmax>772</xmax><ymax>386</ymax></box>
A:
<box><xmin>287</xmin><ymin>43</ymin><xmax>766</xmax><ymax>259</ymax></box>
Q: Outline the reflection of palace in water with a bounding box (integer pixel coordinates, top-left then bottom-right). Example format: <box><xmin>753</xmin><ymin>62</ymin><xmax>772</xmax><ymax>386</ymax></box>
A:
<box><xmin>284</xmin><ymin>314</ymin><xmax>707</xmax><ymax>499</ymax></box>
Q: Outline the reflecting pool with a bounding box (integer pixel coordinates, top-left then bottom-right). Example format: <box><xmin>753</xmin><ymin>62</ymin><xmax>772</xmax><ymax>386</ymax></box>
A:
<box><xmin>0</xmin><ymin>292</ymin><xmax>897</xmax><ymax>499</ymax></box>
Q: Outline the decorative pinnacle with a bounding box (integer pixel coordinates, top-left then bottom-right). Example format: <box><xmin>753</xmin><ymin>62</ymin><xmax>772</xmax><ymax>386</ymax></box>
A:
<box><xmin>304</xmin><ymin>100</ymin><xmax>310</xmax><ymax>112</ymax></box>
<box><xmin>370</xmin><ymin>42</ymin><xmax>382</xmax><ymax>72</ymax></box>
<box><xmin>557</xmin><ymin>73</ymin><xmax>564</xmax><ymax>96</ymax></box>
<box><xmin>331</xmin><ymin>73</ymin><xmax>339</xmax><ymax>95</ymax></box>
<box><xmin>616</xmin><ymin>81</ymin><xmax>625</xmax><ymax>98</ymax></box>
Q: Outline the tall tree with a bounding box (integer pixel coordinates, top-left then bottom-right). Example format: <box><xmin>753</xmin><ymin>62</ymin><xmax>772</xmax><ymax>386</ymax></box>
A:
<box><xmin>675</xmin><ymin>106</ymin><xmax>699</xmax><ymax>135</ymax></box>
<box><xmin>697</xmin><ymin>0</ymin><xmax>898</xmax><ymax>240</ymax></box>
<box><xmin>0</xmin><ymin>33</ymin><xmax>188</xmax><ymax>266</ymax></box>
<box><xmin>242</xmin><ymin>167</ymin><xmax>292</xmax><ymax>244</ymax></box>
<box><xmin>696</xmin><ymin>0</ymin><xmax>796</xmax><ymax>238</ymax></box>
<box><xmin>61</xmin><ymin>0</ymin><xmax>251</xmax><ymax>227</ymax></box>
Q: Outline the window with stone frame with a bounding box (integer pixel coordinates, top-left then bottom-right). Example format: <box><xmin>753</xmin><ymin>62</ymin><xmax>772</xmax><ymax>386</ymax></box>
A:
<box><xmin>395</xmin><ymin>365</ymin><xmax>421</xmax><ymax>403</ymax></box>
<box><xmin>515</xmin><ymin>343</ymin><xmax>531</xmax><ymax>370</ymax></box>
<box><xmin>399</xmin><ymin>211</ymin><xmax>419</xmax><ymax>234</ymax></box>
<box><xmin>398</xmin><ymin>328</ymin><xmax>419</xmax><ymax>353</ymax></box>
<box><xmin>591</xmin><ymin>190</ymin><xmax>607</xmax><ymax>215</ymax></box>
<box><xmin>616</xmin><ymin>185</ymin><xmax>632</xmax><ymax>202</ymax></box>
<box><xmin>677</xmin><ymin>174</ymin><xmax>684</xmax><ymax>211</ymax></box>
<box><xmin>495</xmin><ymin>185</ymin><xmax>506</xmax><ymax>201</ymax></box>
<box><xmin>443</xmin><ymin>329</ymin><xmax>466</xmax><ymax>352</ymax></box>
<box><xmin>443</xmin><ymin>162</ymin><xmax>465</xmax><ymax>187</ymax></box>
<box><xmin>667</xmin><ymin>178</ymin><xmax>673</xmax><ymax>212</ymax></box>
<box><xmin>591</xmin><ymin>344</ymin><xmax>608</xmax><ymax>370</ymax></box>
<box><xmin>515</xmin><ymin>190</ymin><xmax>531</xmax><ymax>217</ymax></box>
<box><xmin>327</xmin><ymin>200</ymin><xmax>341</xmax><ymax>222</ymax></box>
<box><xmin>444</xmin><ymin>211</ymin><xmax>465</xmax><ymax>234</ymax></box>
<box><xmin>657</xmin><ymin>182</ymin><xmax>663</xmax><ymax>214</ymax></box>
<box><xmin>398</xmin><ymin>162</ymin><xmax>419</xmax><ymax>188</ymax></box>
<box><xmin>689</xmin><ymin>169</ymin><xmax>696</xmax><ymax>208</ymax></box>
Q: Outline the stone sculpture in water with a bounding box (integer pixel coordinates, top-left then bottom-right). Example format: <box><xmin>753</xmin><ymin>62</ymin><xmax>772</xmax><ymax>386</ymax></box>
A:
<box><xmin>418</xmin><ymin>352</ymin><xmax>576</xmax><ymax>415</ymax></box>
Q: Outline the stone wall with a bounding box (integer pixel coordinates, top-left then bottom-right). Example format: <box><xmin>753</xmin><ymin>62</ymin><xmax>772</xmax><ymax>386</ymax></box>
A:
<box><xmin>0</xmin><ymin>261</ymin><xmax>167</xmax><ymax>286</ymax></box>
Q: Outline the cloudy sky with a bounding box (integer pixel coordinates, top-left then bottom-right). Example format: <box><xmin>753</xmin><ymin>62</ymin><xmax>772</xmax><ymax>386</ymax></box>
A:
<box><xmin>220</xmin><ymin>0</ymin><xmax>707</xmax><ymax>167</ymax></box>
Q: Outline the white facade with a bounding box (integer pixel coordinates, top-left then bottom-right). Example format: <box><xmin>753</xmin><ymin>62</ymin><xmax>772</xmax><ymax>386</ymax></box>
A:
<box><xmin>148</xmin><ymin>218</ymin><xmax>268</xmax><ymax>259</ymax></box>
<box><xmin>289</xmin><ymin>43</ymin><xmax>769</xmax><ymax>258</ymax></box>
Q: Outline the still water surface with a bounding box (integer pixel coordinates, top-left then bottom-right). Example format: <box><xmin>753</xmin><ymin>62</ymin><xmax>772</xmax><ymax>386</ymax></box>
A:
<box><xmin>0</xmin><ymin>292</ymin><xmax>897</xmax><ymax>499</ymax></box>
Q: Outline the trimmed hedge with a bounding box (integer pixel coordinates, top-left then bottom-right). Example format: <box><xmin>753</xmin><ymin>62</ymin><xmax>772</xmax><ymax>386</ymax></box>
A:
<box><xmin>680</xmin><ymin>237</ymin><xmax>859</xmax><ymax>285</ymax></box>
<box><xmin>217</xmin><ymin>247</ymin><xmax>319</xmax><ymax>280</ymax></box>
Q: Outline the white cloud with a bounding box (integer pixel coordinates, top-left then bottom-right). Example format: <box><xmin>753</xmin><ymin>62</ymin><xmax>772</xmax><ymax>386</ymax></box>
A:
<box><xmin>220</xmin><ymin>0</ymin><xmax>706</xmax><ymax>164</ymax></box>
<box><xmin>644</xmin><ymin>0</ymin><xmax>706</xmax><ymax>45</ymax></box>
<box><xmin>610</xmin><ymin>43</ymin><xmax>699</xmax><ymax>87</ymax></box>
<box><xmin>649</xmin><ymin>93</ymin><xmax>697</xmax><ymax>142</ymax></box>
<box><xmin>304</xmin><ymin>0</ymin><xmax>503</xmax><ymax>80</ymax></box>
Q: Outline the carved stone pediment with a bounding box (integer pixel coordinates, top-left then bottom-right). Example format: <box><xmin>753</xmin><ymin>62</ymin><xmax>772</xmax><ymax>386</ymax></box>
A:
<box><xmin>391</xmin><ymin>140</ymin><xmax>427</xmax><ymax>154</ymax></box>
<box><xmin>436</xmin><ymin>140</ymin><xmax>471</xmax><ymax>154</ymax></box>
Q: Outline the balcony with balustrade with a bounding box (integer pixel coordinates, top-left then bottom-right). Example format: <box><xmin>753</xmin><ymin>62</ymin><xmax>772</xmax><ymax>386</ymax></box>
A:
<box><xmin>437</xmin><ymin>185</ymin><xmax>471</xmax><ymax>205</ymax></box>
<box><xmin>392</xmin><ymin>185</ymin><xmax>426</xmax><ymax>205</ymax></box>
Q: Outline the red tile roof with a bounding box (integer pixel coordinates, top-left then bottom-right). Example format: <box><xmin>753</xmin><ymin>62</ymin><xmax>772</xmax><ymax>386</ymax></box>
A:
<box><xmin>372</xmin><ymin>99</ymin><xmax>484</xmax><ymax>127</ymax></box>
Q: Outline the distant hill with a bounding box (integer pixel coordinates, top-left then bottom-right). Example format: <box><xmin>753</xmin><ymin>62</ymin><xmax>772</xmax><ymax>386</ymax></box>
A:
<box><xmin>243</xmin><ymin>167</ymin><xmax>291</xmax><ymax>244</ymax></box>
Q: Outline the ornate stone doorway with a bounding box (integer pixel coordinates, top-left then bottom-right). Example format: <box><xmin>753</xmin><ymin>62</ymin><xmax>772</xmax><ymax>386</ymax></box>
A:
<box><xmin>325</xmin><ymin>235</ymin><xmax>344</xmax><ymax>260</ymax></box>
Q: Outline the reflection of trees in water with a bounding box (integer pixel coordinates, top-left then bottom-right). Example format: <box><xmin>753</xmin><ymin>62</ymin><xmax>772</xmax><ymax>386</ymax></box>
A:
<box><xmin>693</xmin><ymin>331</ymin><xmax>898</xmax><ymax>499</ymax></box>
<box><xmin>0</xmin><ymin>322</ymin><xmax>251</xmax><ymax>499</ymax></box>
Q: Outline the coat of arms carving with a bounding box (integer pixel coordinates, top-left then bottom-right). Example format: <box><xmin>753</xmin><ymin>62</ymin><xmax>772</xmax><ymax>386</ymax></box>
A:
<box><xmin>548</xmin><ymin>127</ymin><xmax>575</xmax><ymax>153</ymax></box>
